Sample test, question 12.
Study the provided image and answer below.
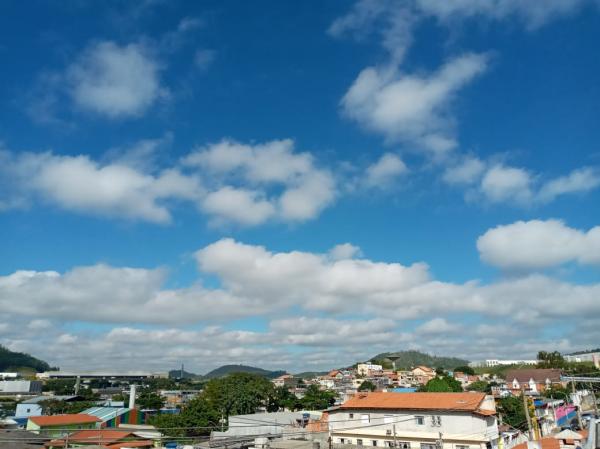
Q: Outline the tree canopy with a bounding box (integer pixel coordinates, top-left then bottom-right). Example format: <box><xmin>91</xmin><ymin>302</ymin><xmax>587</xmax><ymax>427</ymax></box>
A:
<box><xmin>419</xmin><ymin>376</ymin><xmax>463</xmax><ymax>392</ymax></box>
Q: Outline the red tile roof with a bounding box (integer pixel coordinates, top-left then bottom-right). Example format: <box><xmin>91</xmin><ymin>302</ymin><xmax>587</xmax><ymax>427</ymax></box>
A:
<box><xmin>505</xmin><ymin>369</ymin><xmax>563</xmax><ymax>383</ymax></box>
<box><xmin>46</xmin><ymin>430</ymin><xmax>139</xmax><ymax>447</ymax></box>
<box><xmin>29</xmin><ymin>414</ymin><xmax>101</xmax><ymax>426</ymax></box>
<box><xmin>340</xmin><ymin>392</ymin><xmax>489</xmax><ymax>412</ymax></box>
<box><xmin>106</xmin><ymin>441</ymin><xmax>154</xmax><ymax>448</ymax></box>
<box><xmin>513</xmin><ymin>438</ymin><xmax>560</xmax><ymax>449</ymax></box>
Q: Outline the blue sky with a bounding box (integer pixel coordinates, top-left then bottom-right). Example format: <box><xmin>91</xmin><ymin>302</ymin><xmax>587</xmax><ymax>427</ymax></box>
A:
<box><xmin>1</xmin><ymin>0</ymin><xmax>599</xmax><ymax>373</ymax></box>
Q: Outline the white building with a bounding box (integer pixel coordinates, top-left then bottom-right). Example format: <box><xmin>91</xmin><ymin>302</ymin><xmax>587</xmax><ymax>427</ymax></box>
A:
<box><xmin>328</xmin><ymin>392</ymin><xmax>498</xmax><ymax>449</ymax></box>
<box><xmin>469</xmin><ymin>360</ymin><xmax>537</xmax><ymax>368</ymax></box>
<box><xmin>357</xmin><ymin>364</ymin><xmax>383</xmax><ymax>377</ymax></box>
<box><xmin>0</xmin><ymin>380</ymin><xmax>42</xmax><ymax>394</ymax></box>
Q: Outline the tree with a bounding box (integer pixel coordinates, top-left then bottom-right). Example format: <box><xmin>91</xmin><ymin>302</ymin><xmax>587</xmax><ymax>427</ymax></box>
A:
<box><xmin>537</xmin><ymin>351</ymin><xmax>566</xmax><ymax>369</ymax></box>
<box><xmin>498</xmin><ymin>396</ymin><xmax>527</xmax><ymax>431</ymax></box>
<box><xmin>454</xmin><ymin>366</ymin><xmax>475</xmax><ymax>375</ymax></box>
<box><xmin>420</xmin><ymin>376</ymin><xmax>463</xmax><ymax>392</ymax></box>
<box><xmin>300</xmin><ymin>384</ymin><xmax>336</xmax><ymax>410</ymax></box>
<box><xmin>269</xmin><ymin>386</ymin><xmax>300</xmax><ymax>412</ymax></box>
<box><xmin>358</xmin><ymin>380</ymin><xmax>377</xmax><ymax>392</ymax></box>
<box><xmin>546</xmin><ymin>385</ymin><xmax>569</xmax><ymax>401</ymax></box>
<box><xmin>39</xmin><ymin>399</ymin><xmax>97</xmax><ymax>415</ymax></box>
<box><xmin>203</xmin><ymin>372</ymin><xmax>275</xmax><ymax>418</ymax></box>
<box><xmin>136</xmin><ymin>390</ymin><xmax>165</xmax><ymax>410</ymax></box>
<box><xmin>467</xmin><ymin>381</ymin><xmax>491</xmax><ymax>393</ymax></box>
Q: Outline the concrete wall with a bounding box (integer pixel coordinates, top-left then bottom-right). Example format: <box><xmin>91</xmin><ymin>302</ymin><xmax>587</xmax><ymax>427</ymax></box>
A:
<box><xmin>15</xmin><ymin>403</ymin><xmax>42</xmax><ymax>419</ymax></box>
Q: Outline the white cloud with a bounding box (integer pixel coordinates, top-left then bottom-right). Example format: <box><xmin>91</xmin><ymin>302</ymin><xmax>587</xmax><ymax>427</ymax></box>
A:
<box><xmin>538</xmin><ymin>167</ymin><xmax>600</xmax><ymax>203</ymax></box>
<box><xmin>185</xmin><ymin>139</ymin><xmax>336</xmax><ymax>224</ymax></box>
<box><xmin>477</xmin><ymin>219</ymin><xmax>600</xmax><ymax>270</ymax></box>
<box><xmin>442</xmin><ymin>156</ymin><xmax>486</xmax><ymax>185</ymax></box>
<box><xmin>2</xmin><ymin>237</ymin><xmax>600</xmax><ymax>371</ymax></box>
<box><xmin>67</xmin><ymin>41</ymin><xmax>165</xmax><ymax>118</ymax></box>
<box><xmin>341</xmin><ymin>53</ymin><xmax>488</xmax><ymax>154</ymax></box>
<box><xmin>479</xmin><ymin>164</ymin><xmax>533</xmax><ymax>205</ymax></box>
<box><xmin>415</xmin><ymin>0</ymin><xmax>588</xmax><ymax>29</ymax></box>
<box><xmin>3</xmin><ymin>151</ymin><xmax>201</xmax><ymax>223</ymax></box>
<box><xmin>328</xmin><ymin>243</ymin><xmax>363</xmax><ymax>261</ymax></box>
<box><xmin>202</xmin><ymin>187</ymin><xmax>275</xmax><ymax>226</ymax></box>
<box><xmin>364</xmin><ymin>153</ymin><xmax>408</xmax><ymax>188</ymax></box>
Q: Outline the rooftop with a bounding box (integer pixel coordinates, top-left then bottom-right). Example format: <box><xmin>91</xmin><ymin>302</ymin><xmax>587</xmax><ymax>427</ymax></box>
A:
<box><xmin>339</xmin><ymin>392</ymin><xmax>489</xmax><ymax>412</ymax></box>
<box><xmin>28</xmin><ymin>414</ymin><xmax>101</xmax><ymax>426</ymax></box>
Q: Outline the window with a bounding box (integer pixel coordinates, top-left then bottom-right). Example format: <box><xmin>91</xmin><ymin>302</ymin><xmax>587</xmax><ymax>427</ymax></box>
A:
<box><xmin>340</xmin><ymin>439</ymin><xmax>345</xmax><ymax>444</ymax></box>
<box><xmin>358</xmin><ymin>440</ymin><xmax>364</xmax><ymax>446</ymax></box>
<box><xmin>349</xmin><ymin>413</ymin><xmax>354</xmax><ymax>419</ymax></box>
<box><xmin>430</xmin><ymin>415</ymin><xmax>442</xmax><ymax>427</ymax></box>
<box><xmin>361</xmin><ymin>414</ymin><xmax>370</xmax><ymax>424</ymax></box>
<box><xmin>386</xmin><ymin>442</ymin><xmax>394</xmax><ymax>448</ymax></box>
<box><xmin>26</xmin><ymin>408</ymin><xmax>31</xmax><ymax>413</ymax></box>
<box><xmin>372</xmin><ymin>441</ymin><xmax>378</xmax><ymax>446</ymax></box>
<box><xmin>421</xmin><ymin>444</ymin><xmax>436</xmax><ymax>449</ymax></box>
<box><xmin>456</xmin><ymin>445</ymin><xmax>470</xmax><ymax>449</ymax></box>
<box><xmin>415</xmin><ymin>416</ymin><xmax>424</xmax><ymax>425</ymax></box>
<box><xmin>398</xmin><ymin>442</ymin><xmax>411</xmax><ymax>449</ymax></box>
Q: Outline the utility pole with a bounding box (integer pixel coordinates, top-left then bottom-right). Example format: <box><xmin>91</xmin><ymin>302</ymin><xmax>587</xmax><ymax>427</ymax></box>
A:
<box><xmin>65</xmin><ymin>432</ymin><xmax>69</xmax><ymax>449</ymax></box>
<box><xmin>498</xmin><ymin>414</ymin><xmax>504</xmax><ymax>449</ymax></box>
<box><xmin>589</xmin><ymin>382</ymin><xmax>599</xmax><ymax>417</ymax></box>
<box><xmin>571</xmin><ymin>381</ymin><xmax>583</xmax><ymax>429</ymax></box>
<box><xmin>522</xmin><ymin>388</ymin><xmax>533</xmax><ymax>441</ymax></box>
<box><xmin>436</xmin><ymin>432</ymin><xmax>443</xmax><ymax>449</ymax></box>
<box><xmin>393</xmin><ymin>424</ymin><xmax>397</xmax><ymax>448</ymax></box>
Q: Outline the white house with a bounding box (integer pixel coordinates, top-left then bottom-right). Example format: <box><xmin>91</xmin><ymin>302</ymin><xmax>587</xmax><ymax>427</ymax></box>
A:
<box><xmin>357</xmin><ymin>364</ymin><xmax>383</xmax><ymax>377</ymax></box>
<box><xmin>328</xmin><ymin>392</ymin><xmax>498</xmax><ymax>449</ymax></box>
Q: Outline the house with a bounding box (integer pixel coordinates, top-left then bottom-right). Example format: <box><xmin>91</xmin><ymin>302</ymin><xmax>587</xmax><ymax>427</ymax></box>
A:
<box><xmin>0</xmin><ymin>380</ymin><xmax>43</xmax><ymax>395</ymax></box>
<box><xmin>0</xmin><ymin>429</ymin><xmax>46</xmax><ymax>449</ymax></box>
<box><xmin>45</xmin><ymin>429</ymin><xmax>153</xmax><ymax>449</ymax></box>
<box><xmin>504</xmin><ymin>369</ymin><xmax>565</xmax><ymax>395</ymax></box>
<box><xmin>159</xmin><ymin>390</ymin><xmax>199</xmax><ymax>407</ymax></box>
<box><xmin>328</xmin><ymin>391</ymin><xmax>498</xmax><ymax>449</ymax></box>
<box><xmin>273</xmin><ymin>374</ymin><xmax>299</xmax><ymax>388</ymax></box>
<box><xmin>26</xmin><ymin>414</ymin><xmax>101</xmax><ymax>438</ymax></box>
<box><xmin>82</xmin><ymin>406</ymin><xmax>145</xmax><ymax>428</ymax></box>
<box><xmin>357</xmin><ymin>364</ymin><xmax>383</xmax><ymax>377</ymax></box>
<box><xmin>211</xmin><ymin>411</ymin><xmax>323</xmax><ymax>440</ymax></box>
<box><xmin>410</xmin><ymin>367</ymin><xmax>436</xmax><ymax>385</ymax></box>
<box><xmin>15</xmin><ymin>396</ymin><xmax>82</xmax><ymax>421</ymax></box>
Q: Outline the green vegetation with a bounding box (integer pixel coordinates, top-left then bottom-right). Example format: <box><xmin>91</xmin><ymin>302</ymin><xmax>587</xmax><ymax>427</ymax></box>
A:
<box><xmin>150</xmin><ymin>372</ymin><xmax>336</xmax><ymax>439</ymax></box>
<box><xmin>497</xmin><ymin>396</ymin><xmax>527</xmax><ymax>431</ymax></box>
<box><xmin>202</xmin><ymin>365</ymin><xmax>286</xmax><ymax>380</ymax></box>
<box><xmin>371</xmin><ymin>350</ymin><xmax>469</xmax><ymax>370</ymax></box>
<box><xmin>0</xmin><ymin>345</ymin><xmax>52</xmax><ymax>372</ymax></box>
<box><xmin>38</xmin><ymin>399</ymin><xmax>97</xmax><ymax>415</ymax></box>
<box><xmin>358</xmin><ymin>380</ymin><xmax>377</xmax><ymax>392</ymax></box>
<box><xmin>419</xmin><ymin>375</ymin><xmax>463</xmax><ymax>392</ymax></box>
<box><xmin>454</xmin><ymin>365</ymin><xmax>475</xmax><ymax>375</ymax></box>
<box><xmin>466</xmin><ymin>380</ymin><xmax>492</xmax><ymax>393</ymax></box>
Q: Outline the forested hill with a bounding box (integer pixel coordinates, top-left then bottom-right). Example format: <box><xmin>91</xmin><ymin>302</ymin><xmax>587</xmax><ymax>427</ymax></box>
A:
<box><xmin>370</xmin><ymin>350</ymin><xmax>469</xmax><ymax>370</ymax></box>
<box><xmin>203</xmin><ymin>364</ymin><xmax>286</xmax><ymax>379</ymax></box>
<box><xmin>0</xmin><ymin>345</ymin><xmax>52</xmax><ymax>372</ymax></box>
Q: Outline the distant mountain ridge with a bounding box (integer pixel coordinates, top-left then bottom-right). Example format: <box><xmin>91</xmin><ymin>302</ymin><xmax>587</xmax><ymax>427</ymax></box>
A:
<box><xmin>0</xmin><ymin>345</ymin><xmax>52</xmax><ymax>372</ymax></box>
<box><xmin>370</xmin><ymin>350</ymin><xmax>469</xmax><ymax>370</ymax></box>
<box><xmin>203</xmin><ymin>364</ymin><xmax>286</xmax><ymax>379</ymax></box>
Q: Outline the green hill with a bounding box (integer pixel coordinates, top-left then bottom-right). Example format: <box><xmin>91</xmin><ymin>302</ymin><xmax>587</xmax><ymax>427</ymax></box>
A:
<box><xmin>203</xmin><ymin>364</ymin><xmax>286</xmax><ymax>379</ymax></box>
<box><xmin>0</xmin><ymin>345</ymin><xmax>52</xmax><ymax>372</ymax></box>
<box><xmin>370</xmin><ymin>350</ymin><xmax>469</xmax><ymax>370</ymax></box>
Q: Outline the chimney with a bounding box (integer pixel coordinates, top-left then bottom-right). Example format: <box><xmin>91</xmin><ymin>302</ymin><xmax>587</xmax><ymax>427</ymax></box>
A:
<box><xmin>129</xmin><ymin>384</ymin><xmax>136</xmax><ymax>409</ymax></box>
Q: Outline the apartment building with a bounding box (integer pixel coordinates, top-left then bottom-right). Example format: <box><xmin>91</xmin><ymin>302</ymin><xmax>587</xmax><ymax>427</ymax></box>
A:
<box><xmin>358</xmin><ymin>364</ymin><xmax>384</xmax><ymax>377</ymax></box>
<box><xmin>328</xmin><ymin>392</ymin><xmax>498</xmax><ymax>449</ymax></box>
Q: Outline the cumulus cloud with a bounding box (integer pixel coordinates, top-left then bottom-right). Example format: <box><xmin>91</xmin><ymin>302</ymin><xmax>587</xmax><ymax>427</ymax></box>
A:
<box><xmin>328</xmin><ymin>243</ymin><xmax>363</xmax><ymax>261</ymax></box>
<box><xmin>538</xmin><ymin>167</ymin><xmax>600</xmax><ymax>203</ymax></box>
<box><xmin>442</xmin><ymin>156</ymin><xmax>486</xmax><ymax>185</ymax></box>
<box><xmin>480</xmin><ymin>164</ymin><xmax>534</xmax><ymax>205</ymax></box>
<box><xmin>364</xmin><ymin>153</ymin><xmax>408</xmax><ymax>188</ymax></box>
<box><xmin>2</xmin><ymin>237</ymin><xmax>600</xmax><ymax>370</ymax></box>
<box><xmin>67</xmin><ymin>41</ymin><xmax>166</xmax><ymax>118</ymax></box>
<box><xmin>185</xmin><ymin>139</ymin><xmax>336</xmax><ymax>224</ymax></box>
<box><xmin>0</xmin><ymin>138</ymin><xmax>338</xmax><ymax>226</ymax></box>
<box><xmin>477</xmin><ymin>219</ymin><xmax>600</xmax><ymax>270</ymax></box>
<box><xmin>341</xmin><ymin>53</ymin><xmax>488</xmax><ymax>154</ymax></box>
<box><xmin>1</xmin><ymin>150</ymin><xmax>201</xmax><ymax>223</ymax></box>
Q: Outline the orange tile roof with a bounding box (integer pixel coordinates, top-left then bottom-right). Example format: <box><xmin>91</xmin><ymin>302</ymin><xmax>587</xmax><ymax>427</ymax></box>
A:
<box><xmin>106</xmin><ymin>440</ymin><xmax>154</xmax><ymax>448</ymax></box>
<box><xmin>47</xmin><ymin>430</ymin><xmax>137</xmax><ymax>447</ymax></box>
<box><xmin>29</xmin><ymin>414</ymin><xmax>101</xmax><ymax>426</ymax></box>
<box><xmin>513</xmin><ymin>438</ymin><xmax>560</xmax><ymax>449</ymax></box>
<box><xmin>340</xmin><ymin>392</ymin><xmax>488</xmax><ymax>412</ymax></box>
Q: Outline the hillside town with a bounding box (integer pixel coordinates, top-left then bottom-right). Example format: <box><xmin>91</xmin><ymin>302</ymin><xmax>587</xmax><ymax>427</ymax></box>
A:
<box><xmin>1</xmin><ymin>350</ymin><xmax>599</xmax><ymax>449</ymax></box>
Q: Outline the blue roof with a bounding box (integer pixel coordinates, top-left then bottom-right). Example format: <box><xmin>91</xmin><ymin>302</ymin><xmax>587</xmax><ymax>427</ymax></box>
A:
<box><xmin>82</xmin><ymin>406</ymin><xmax>131</xmax><ymax>422</ymax></box>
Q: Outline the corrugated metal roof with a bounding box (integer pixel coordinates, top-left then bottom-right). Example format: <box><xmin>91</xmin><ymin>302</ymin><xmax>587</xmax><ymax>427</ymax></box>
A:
<box><xmin>82</xmin><ymin>407</ymin><xmax>131</xmax><ymax>421</ymax></box>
